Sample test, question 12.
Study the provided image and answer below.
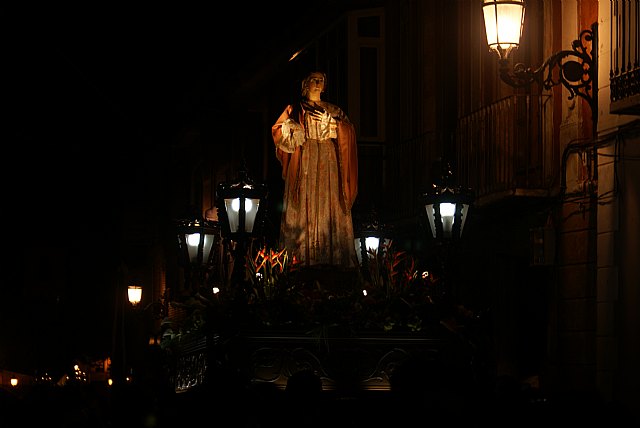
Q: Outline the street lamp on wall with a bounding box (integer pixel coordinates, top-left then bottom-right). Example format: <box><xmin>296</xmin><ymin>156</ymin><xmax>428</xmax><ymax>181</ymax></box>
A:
<box><xmin>422</xmin><ymin>164</ymin><xmax>473</xmax><ymax>241</ymax></box>
<box><xmin>482</xmin><ymin>0</ymin><xmax>598</xmax><ymax>132</ymax></box>
<box><xmin>482</xmin><ymin>0</ymin><xmax>525</xmax><ymax>61</ymax></box>
<box><xmin>127</xmin><ymin>285</ymin><xmax>142</xmax><ymax>306</ymax></box>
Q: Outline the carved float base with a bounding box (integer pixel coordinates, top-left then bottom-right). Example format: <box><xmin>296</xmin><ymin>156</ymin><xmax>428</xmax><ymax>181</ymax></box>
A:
<box><xmin>170</xmin><ymin>326</ymin><xmax>465</xmax><ymax>394</ymax></box>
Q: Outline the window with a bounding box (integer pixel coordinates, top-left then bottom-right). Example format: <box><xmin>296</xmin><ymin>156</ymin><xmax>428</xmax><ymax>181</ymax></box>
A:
<box><xmin>348</xmin><ymin>9</ymin><xmax>385</xmax><ymax>141</ymax></box>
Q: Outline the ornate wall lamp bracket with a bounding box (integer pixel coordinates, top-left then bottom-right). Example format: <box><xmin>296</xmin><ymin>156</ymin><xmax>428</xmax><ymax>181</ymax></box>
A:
<box><xmin>483</xmin><ymin>0</ymin><xmax>598</xmax><ymax>134</ymax></box>
<box><xmin>498</xmin><ymin>23</ymin><xmax>598</xmax><ymax>118</ymax></box>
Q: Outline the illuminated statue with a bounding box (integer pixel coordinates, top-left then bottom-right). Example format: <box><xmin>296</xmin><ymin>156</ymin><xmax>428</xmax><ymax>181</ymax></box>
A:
<box><xmin>271</xmin><ymin>71</ymin><xmax>358</xmax><ymax>268</ymax></box>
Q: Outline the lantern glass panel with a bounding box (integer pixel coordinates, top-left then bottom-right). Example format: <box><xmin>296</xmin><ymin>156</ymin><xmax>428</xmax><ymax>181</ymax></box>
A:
<box><xmin>354</xmin><ymin>236</ymin><xmax>389</xmax><ymax>265</ymax></box>
<box><xmin>425</xmin><ymin>203</ymin><xmax>437</xmax><ymax>238</ymax></box>
<box><xmin>459</xmin><ymin>203</ymin><xmax>469</xmax><ymax>238</ymax></box>
<box><xmin>225</xmin><ymin>197</ymin><xmax>261</xmax><ymax>233</ymax></box>
<box><xmin>224</xmin><ymin>198</ymin><xmax>240</xmax><ymax>232</ymax></box>
<box><xmin>440</xmin><ymin>202</ymin><xmax>455</xmax><ymax>238</ymax></box>
<box><xmin>184</xmin><ymin>230</ymin><xmax>217</xmax><ymax>265</ymax></box>
<box><xmin>186</xmin><ymin>233</ymin><xmax>200</xmax><ymax>262</ymax></box>
<box><xmin>365</xmin><ymin>237</ymin><xmax>380</xmax><ymax>253</ymax></box>
<box><xmin>483</xmin><ymin>0</ymin><xmax>525</xmax><ymax>55</ymax></box>
<box><xmin>202</xmin><ymin>233</ymin><xmax>215</xmax><ymax>263</ymax></box>
<box><xmin>127</xmin><ymin>286</ymin><xmax>142</xmax><ymax>306</ymax></box>
<box><xmin>244</xmin><ymin>197</ymin><xmax>261</xmax><ymax>233</ymax></box>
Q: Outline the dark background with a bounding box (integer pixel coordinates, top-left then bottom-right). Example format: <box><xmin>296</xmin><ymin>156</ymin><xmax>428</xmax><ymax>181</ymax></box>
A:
<box><xmin>3</xmin><ymin>3</ymin><xmax>352</xmax><ymax>375</ymax></box>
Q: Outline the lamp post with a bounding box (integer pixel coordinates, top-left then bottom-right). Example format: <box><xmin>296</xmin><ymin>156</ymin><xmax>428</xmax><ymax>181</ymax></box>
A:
<box><xmin>422</xmin><ymin>163</ymin><xmax>473</xmax><ymax>305</ymax></box>
<box><xmin>482</xmin><ymin>0</ymin><xmax>598</xmax><ymax>135</ymax></box>
<box><xmin>216</xmin><ymin>168</ymin><xmax>268</xmax><ymax>288</ymax></box>
<box><xmin>120</xmin><ymin>283</ymin><xmax>166</xmax><ymax>386</ymax></box>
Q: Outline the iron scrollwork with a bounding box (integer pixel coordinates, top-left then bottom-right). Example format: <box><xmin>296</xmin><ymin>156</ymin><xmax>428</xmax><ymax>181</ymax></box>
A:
<box><xmin>498</xmin><ymin>23</ymin><xmax>598</xmax><ymax>118</ymax></box>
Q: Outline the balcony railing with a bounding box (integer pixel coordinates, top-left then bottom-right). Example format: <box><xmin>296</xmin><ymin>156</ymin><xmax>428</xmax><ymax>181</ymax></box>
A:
<box><xmin>610</xmin><ymin>0</ymin><xmax>640</xmax><ymax>115</ymax></box>
<box><xmin>455</xmin><ymin>95</ymin><xmax>556</xmax><ymax>206</ymax></box>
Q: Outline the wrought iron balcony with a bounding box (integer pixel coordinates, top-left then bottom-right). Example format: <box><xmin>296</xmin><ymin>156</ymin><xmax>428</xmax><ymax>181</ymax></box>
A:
<box><xmin>610</xmin><ymin>0</ymin><xmax>640</xmax><ymax>115</ymax></box>
<box><xmin>455</xmin><ymin>95</ymin><xmax>556</xmax><ymax>207</ymax></box>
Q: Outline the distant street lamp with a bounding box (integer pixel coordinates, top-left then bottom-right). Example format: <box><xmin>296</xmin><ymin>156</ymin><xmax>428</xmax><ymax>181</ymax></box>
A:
<box><xmin>118</xmin><ymin>282</ymin><xmax>166</xmax><ymax>386</ymax></box>
<box><xmin>216</xmin><ymin>168</ymin><xmax>268</xmax><ymax>286</ymax></box>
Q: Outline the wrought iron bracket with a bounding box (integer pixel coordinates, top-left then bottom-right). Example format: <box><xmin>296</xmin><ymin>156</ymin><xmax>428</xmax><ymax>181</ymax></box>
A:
<box><xmin>499</xmin><ymin>23</ymin><xmax>598</xmax><ymax>130</ymax></box>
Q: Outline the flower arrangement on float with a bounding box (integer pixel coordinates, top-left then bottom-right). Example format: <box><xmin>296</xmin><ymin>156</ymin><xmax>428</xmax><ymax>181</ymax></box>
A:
<box><xmin>159</xmin><ymin>241</ymin><xmax>451</xmax><ymax>351</ymax></box>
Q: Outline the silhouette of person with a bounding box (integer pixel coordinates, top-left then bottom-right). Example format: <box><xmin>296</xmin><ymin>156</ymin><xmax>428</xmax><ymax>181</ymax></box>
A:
<box><xmin>284</xmin><ymin>369</ymin><xmax>325</xmax><ymax>427</ymax></box>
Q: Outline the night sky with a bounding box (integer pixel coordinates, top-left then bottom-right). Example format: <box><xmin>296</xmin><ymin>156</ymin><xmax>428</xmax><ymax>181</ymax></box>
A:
<box><xmin>3</xmin><ymin>3</ymin><xmax>353</xmax><ymax>375</ymax></box>
<box><xmin>6</xmin><ymin>4</ymin><xmax>345</xmax><ymax>217</ymax></box>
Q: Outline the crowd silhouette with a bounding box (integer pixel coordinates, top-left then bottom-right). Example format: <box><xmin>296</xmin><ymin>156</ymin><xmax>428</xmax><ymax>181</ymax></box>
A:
<box><xmin>2</xmin><ymin>364</ymin><xmax>635</xmax><ymax>427</ymax></box>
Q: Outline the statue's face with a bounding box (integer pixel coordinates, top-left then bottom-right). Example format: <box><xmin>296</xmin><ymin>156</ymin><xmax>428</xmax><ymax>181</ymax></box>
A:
<box><xmin>308</xmin><ymin>74</ymin><xmax>325</xmax><ymax>90</ymax></box>
<box><xmin>304</xmin><ymin>72</ymin><xmax>325</xmax><ymax>98</ymax></box>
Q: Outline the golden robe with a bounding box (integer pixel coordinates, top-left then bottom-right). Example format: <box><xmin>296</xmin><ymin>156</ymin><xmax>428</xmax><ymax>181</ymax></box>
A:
<box><xmin>272</xmin><ymin>101</ymin><xmax>358</xmax><ymax>268</ymax></box>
